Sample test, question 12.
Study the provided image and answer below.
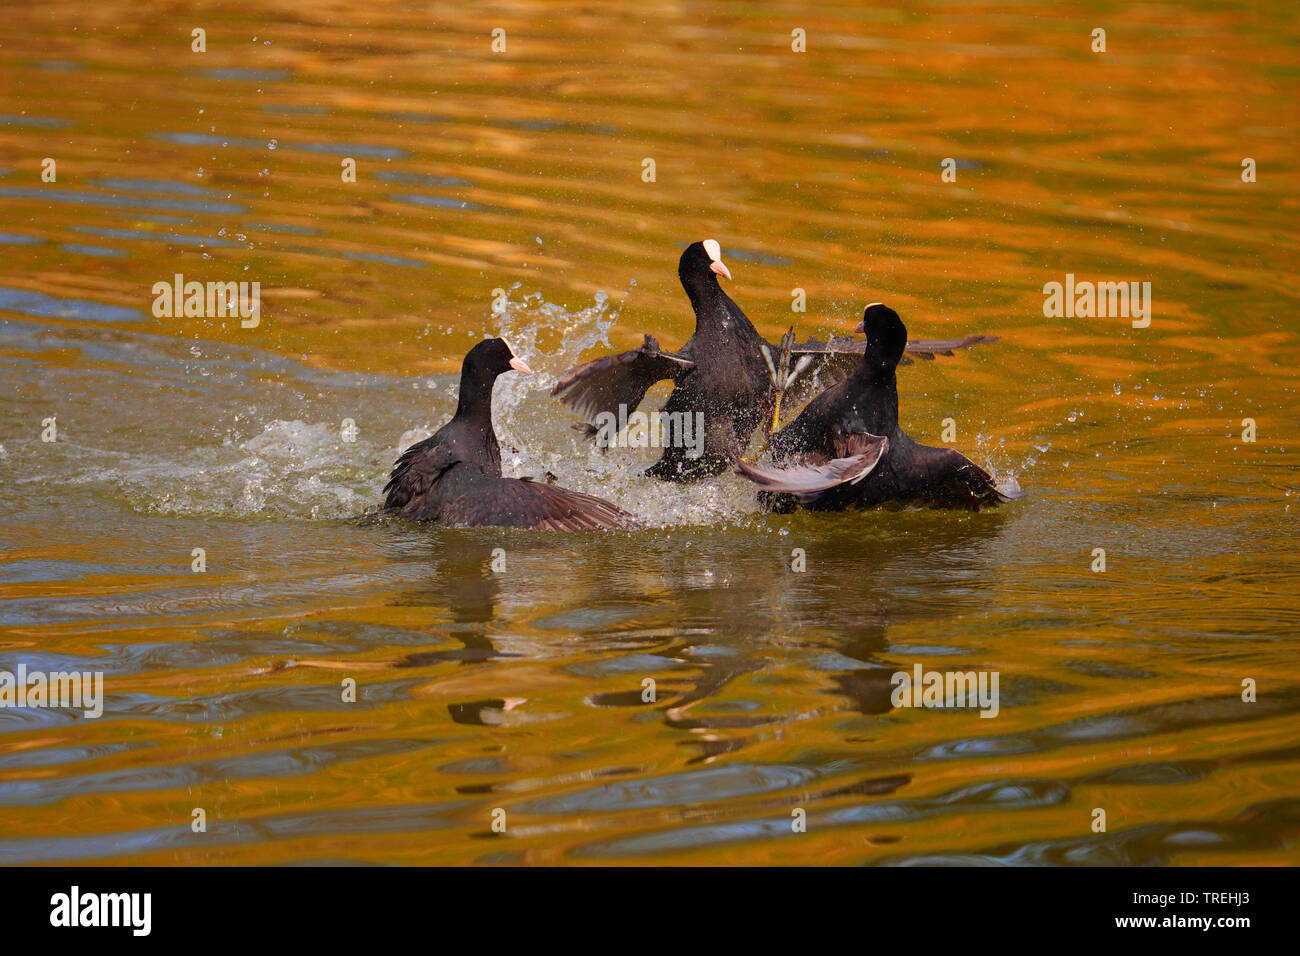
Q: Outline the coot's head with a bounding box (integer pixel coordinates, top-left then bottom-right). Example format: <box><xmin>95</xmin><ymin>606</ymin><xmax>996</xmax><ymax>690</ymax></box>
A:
<box><xmin>679</xmin><ymin>238</ymin><xmax>732</xmax><ymax>284</ymax></box>
<box><xmin>853</xmin><ymin>303</ymin><xmax>907</xmax><ymax>368</ymax></box>
<box><xmin>465</xmin><ymin>336</ymin><xmax>531</xmax><ymax>379</ymax></box>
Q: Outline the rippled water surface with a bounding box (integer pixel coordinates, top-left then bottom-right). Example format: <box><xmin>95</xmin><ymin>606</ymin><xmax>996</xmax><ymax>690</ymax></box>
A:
<box><xmin>1</xmin><ymin>1</ymin><xmax>1298</xmax><ymax>865</ymax></box>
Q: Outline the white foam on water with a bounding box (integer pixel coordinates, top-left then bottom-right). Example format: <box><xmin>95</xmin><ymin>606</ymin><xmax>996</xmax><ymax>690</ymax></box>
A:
<box><xmin>7</xmin><ymin>287</ymin><xmax>763</xmax><ymax>526</ymax></box>
<box><xmin>972</xmin><ymin>433</ymin><xmax>1026</xmax><ymax>499</ymax></box>
<box><xmin>41</xmin><ymin>419</ymin><xmax>386</xmax><ymax>520</ymax></box>
<box><xmin>488</xmin><ymin>285</ymin><xmax>760</xmax><ymax>527</ymax></box>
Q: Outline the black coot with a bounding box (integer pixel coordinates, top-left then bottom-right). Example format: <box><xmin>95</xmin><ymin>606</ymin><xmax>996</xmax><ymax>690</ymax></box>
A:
<box><xmin>384</xmin><ymin>338</ymin><xmax>635</xmax><ymax>530</ymax></box>
<box><xmin>552</xmin><ymin>240</ymin><xmax>995</xmax><ymax>480</ymax></box>
<box><xmin>552</xmin><ymin>239</ymin><xmax>771</xmax><ymax>481</ymax></box>
<box><xmin>736</xmin><ymin>304</ymin><xmax>1016</xmax><ymax>512</ymax></box>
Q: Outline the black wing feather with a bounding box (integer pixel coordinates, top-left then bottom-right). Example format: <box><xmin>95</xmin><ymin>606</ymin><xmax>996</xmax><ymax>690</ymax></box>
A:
<box><xmin>383</xmin><ymin>434</ymin><xmax>458</xmax><ymax>510</ymax></box>
<box><xmin>910</xmin><ymin>449</ymin><xmax>1015</xmax><ymax>510</ymax></box>
<box><xmin>781</xmin><ymin>333</ymin><xmax>997</xmax><ymax>412</ymax></box>
<box><xmin>551</xmin><ymin>335</ymin><xmax>695</xmax><ymax>429</ymax></box>
<box><xmin>735</xmin><ymin>435</ymin><xmax>888</xmax><ymax>498</ymax></box>
<box><xmin>439</xmin><ymin>477</ymin><xmax>637</xmax><ymax>531</ymax></box>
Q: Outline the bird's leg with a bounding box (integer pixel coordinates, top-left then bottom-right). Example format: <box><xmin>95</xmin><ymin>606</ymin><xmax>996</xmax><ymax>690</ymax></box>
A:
<box><xmin>751</xmin><ymin>338</ymin><xmax>779</xmax><ymax>462</ymax></box>
<box><xmin>768</xmin><ymin>328</ymin><xmax>795</xmax><ymax>434</ymax></box>
<box><xmin>745</xmin><ymin>329</ymin><xmax>795</xmax><ymax>463</ymax></box>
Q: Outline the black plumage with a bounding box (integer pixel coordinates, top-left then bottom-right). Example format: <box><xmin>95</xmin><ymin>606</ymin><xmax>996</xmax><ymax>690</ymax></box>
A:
<box><xmin>737</xmin><ymin>304</ymin><xmax>1016</xmax><ymax>512</ymax></box>
<box><xmin>552</xmin><ymin>240</ymin><xmax>995</xmax><ymax>480</ymax></box>
<box><xmin>775</xmin><ymin>329</ymin><xmax>999</xmax><ymax>416</ymax></box>
<box><xmin>553</xmin><ymin>240</ymin><xmax>771</xmax><ymax>480</ymax></box>
<box><xmin>383</xmin><ymin>338</ymin><xmax>635</xmax><ymax>531</ymax></box>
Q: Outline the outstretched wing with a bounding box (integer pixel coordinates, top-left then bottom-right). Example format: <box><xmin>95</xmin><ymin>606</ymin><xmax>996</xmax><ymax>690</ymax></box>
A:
<box><xmin>781</xmin><ymin>335</ymin><xmax>863</xmax><ymax>408</ymax></box>
<box><xmin>903</xmin><ymin>334</ymin><xmax>999</xmax><ymax>360</ymax></box>
<box><xmin>735</xmin><ymin>435</ymin><xmax>888</xmax><ymax>499</ymax></box>
<box><xmin>551</xmin><ymin>335</ymin><xmax>695</xmax><ymax>433</ymax></box>
<box><xmin>441</xmin><ymin>477</ymin><xmax>637</xmax><ymax>532</ymax></box>
<box><xmin>780</xmin><ymin>333</ymin><xmax>997</xmax><ymax>412</ymax></box>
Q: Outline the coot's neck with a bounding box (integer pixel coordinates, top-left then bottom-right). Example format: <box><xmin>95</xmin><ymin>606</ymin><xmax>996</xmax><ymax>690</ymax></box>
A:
<box><xmin>847</xmin><ymin>360</ymin><xmax>900</xmax><ymax>433</ymax></box>
<box><xmin>454</xmin><ymin>363</ymin><xmax>501</xmax><ymax>428</ymax></box>
<box><xmin>681</xmin><ymin>268</ymin><xmax>731</xmax><ymax>336</ymax></box>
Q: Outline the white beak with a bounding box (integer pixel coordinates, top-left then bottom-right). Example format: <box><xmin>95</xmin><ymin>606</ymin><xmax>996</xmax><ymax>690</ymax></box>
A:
<box><xmin>709</xmin><ymin>260</ymin><xmax>731</xmax><ymax>280</ymax></box>
<box><xmin>509</xmin><ymin>356</ymin><xmax>532</xmax><ymax>374</ymax></box>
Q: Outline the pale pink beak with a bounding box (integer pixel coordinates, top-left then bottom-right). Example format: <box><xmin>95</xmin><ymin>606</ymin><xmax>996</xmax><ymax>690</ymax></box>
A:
<box><xmin>508</xmin><ymin>356</ymin><xmax>532</xmax><ymax>374</ymax></box>
<box><xmin>852</xmin><ymin>318</ymin><xmax>865</xmax><ymax>334</ymax></box>
<box><xmin>709</xmin><ymin>260</ymin><xmax>731</xmax><ymax>280</ymax></box>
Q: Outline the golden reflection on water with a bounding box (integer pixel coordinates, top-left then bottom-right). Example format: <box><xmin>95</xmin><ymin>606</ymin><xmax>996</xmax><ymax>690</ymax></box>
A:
<box><xmin>0</xmin><ymin>1</ymin><xmax>1297</xmax><ymax>865</ymax></box>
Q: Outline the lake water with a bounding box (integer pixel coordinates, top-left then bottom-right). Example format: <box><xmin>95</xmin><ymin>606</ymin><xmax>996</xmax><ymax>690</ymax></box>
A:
<box><xmin>1</xmin><ymin>1</ymin><xmax>1297</xmax><ymax>865</ymax></box>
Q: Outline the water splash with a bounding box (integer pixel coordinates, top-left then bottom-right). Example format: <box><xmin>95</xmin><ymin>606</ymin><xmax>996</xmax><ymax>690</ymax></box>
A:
<box><xmin>486</xmin><ymin>284</ymin><xmax>759</xmax><ymax>527</ymax></box>
<box><xmin>2</xmin><ymin>286</ymin><xmax>760</xmax><ymax>526</ymax></box>
<box><xmin>46</xmin><ymin>419</ymin><xmax>385</xmax><ymax>521</ymax></box>
<box><xmin>973</xmin><ymin>433</ymin><xmax>1025</xmax><ymax>499</ymax></box>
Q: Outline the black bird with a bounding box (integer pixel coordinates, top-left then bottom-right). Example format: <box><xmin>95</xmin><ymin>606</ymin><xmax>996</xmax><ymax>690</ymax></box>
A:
<box><xmin>553</xmin><ymin>240</ymin><xmax>771</xmax><ymax>481</ymax></box>
<box><xmin>383</xmin><ymin>337</ymin><xmax>635</xmax><ymax>530</ymax></box>
<box><xmin>552</xmin><ymin>239</ymin><xmax>995</xmax><ymax>480</ymax></box>
<box><xmin>736</xmin><ymin>303</ymin><xmax>1016</xmax><ymax>512</ymax></box>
